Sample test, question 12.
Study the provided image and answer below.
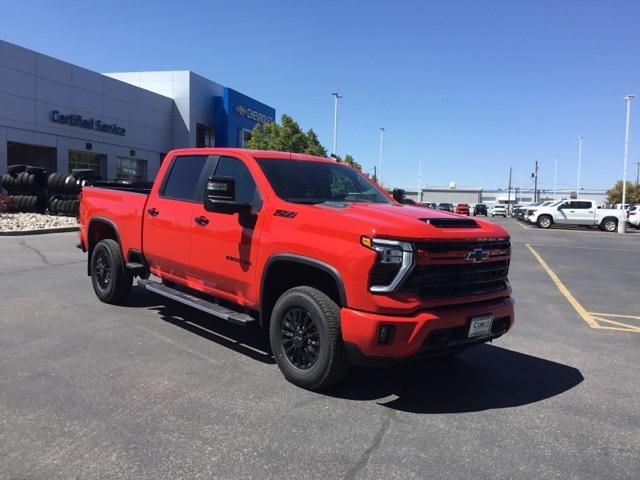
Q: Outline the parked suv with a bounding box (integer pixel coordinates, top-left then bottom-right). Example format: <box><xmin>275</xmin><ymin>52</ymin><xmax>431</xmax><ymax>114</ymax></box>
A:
<box><xmin>490</xmin><ymin>204</ymin><xmax>507</xmax><ymax>217</ymax></box>
<box><xmin>473</xmin><ymin>203</ymin><xmax>488</xmax><ymax>216</ymax></box>
<box><xmin>454</xmin><ymin>203</ymin><xmax>470</xmax><ymax>215</ymax></box>
<box><xmin>78</xmin><ymin>148</ymin><xmax>514</xmax><ymax>390</ymax></box>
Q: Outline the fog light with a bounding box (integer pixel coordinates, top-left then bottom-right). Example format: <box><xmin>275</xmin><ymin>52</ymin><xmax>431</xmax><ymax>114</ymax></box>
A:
<box><xmin>377</xmin><ymin>325</ymin><xmax>396</xmax><ymax>345</ymax></box>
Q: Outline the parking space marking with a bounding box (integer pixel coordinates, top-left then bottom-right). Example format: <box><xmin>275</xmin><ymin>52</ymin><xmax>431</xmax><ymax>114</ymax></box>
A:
<box><xmin>512</xmin><ymin>220</ymin><xmax>532</xmax><ymax>230</ymax></box>
<box><xmin>525</xmin><ymin>243</ymin><xmax>599</xmax><ymax>329</ymax></box>
<box><xmin>526</xmin><ymin>243</ymin><xmax>640</xmax><ymax>333</ymax></box>
<box><xmin>529</xmin><ymin>244</ymin><xmax>640</xmax><ymax>253</ymax></box>
<box><xmin>589</xmin><ymin>315</ymin><xmax>640</xmax><ymax>333</ymax></box>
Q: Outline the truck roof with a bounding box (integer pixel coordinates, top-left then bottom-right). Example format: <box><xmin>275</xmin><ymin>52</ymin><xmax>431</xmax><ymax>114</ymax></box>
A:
<box><xmin>166</xmin><ymin>147</ymin><xmax>335</xmax><ymax>164</ymax></box>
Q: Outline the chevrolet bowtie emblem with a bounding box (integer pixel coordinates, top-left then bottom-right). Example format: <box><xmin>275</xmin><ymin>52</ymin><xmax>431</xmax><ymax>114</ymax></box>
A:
<box><xmin>467</xmin><ymin>247</ymin><xmax>489</xmax><ymax>263</ymax></box>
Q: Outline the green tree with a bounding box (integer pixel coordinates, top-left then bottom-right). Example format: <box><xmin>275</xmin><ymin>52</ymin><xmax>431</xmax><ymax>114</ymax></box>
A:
<box><xmin>606</xmin><ymin>180</ymin><xmax>640</xmax><ymax>204</ymax></box>
<box><xmin>247</xmin><ymin>114</ymin><xmax>327</xmax><ymax>156</ymax></box>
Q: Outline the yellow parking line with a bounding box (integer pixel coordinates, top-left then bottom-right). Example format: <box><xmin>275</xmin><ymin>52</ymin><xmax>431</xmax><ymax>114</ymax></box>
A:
<box><xmin>591</xmin><ymin>317</ymin><xmax>640</xmax><ymax>332</ymax></box>
<box><xmin>512</xmin><ymin>220</ymin><xmax>531</xmax><ymax>230</ymax></box>
<box><xmin>588</xmin><ymin>312</ymin><xmax>640</xmax><ymax>321</ymax></box>
<box><xmin>525</xmin><ymin>243</ymin><xmax>600</xmax><ymax>329</ymax></box>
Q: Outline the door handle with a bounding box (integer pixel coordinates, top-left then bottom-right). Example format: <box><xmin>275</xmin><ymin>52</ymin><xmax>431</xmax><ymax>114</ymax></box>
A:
<box><xmin>147</xmin><ymin>208</ymin><xmax>159</xmax><ymax>217</ymax></box>
<box><xmin>194</xmin><ymin>216</ymin><xmax>209</xmax><ymax>226</ymax></box>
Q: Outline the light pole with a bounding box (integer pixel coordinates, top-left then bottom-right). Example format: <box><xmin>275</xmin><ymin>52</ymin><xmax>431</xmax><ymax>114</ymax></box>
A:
<box><xmin>379</xmin><ymin>127</ymin><xmax>385</xmax><ymax>184</ymax></box>
<box><xmin>576</xmin><ymin>136</ymin><xmax>583</xmax><ymax>197</ymax></box>
<box><xmin>620</xmin><ymin>95</ymin><xmax>634</xmax><ymax>233</ymax></box>
<box><xmin>418</xmin><ymin>156</ymin><xmax>423</xmax><ymax>202</ymax></box>
<box><xmin>553</xmin><ymin>155</ymin><xmax>558</xmax><ymax>200</ymax></box>
<box><xmin>331</xmin><ymin>92</ymin><xmax>342</xmax><ymax>157</ymax></box>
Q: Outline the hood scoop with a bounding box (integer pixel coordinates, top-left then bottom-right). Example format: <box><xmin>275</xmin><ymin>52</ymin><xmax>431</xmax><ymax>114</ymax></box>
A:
<box><xmin>419</xmin><ymin>218</ymin><xmax>479</xmax><ymax>228</ymax></box>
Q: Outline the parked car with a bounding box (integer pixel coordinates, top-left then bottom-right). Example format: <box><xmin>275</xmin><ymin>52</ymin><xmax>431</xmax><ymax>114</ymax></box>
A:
<box><xmin>528</xmin><ymin>199</ymin><xmax>623</xmax><ymax>232</ymax></box>
<box><xmin>627</xmin><ymin>205</ymin><xmax>640</xmax><ymax>228</ymax></box>
<box><xmin>78</xmin><ymin>148</ymin><xmax>515</xmax><ymax>390</ymax></box>
<box><xmin>490</xmin><ymin>204</ymin><xmax>507</xmax><ymax>217</ymax></box>
<box><xmin>437</xmin><ymin>202</ymin><xmax>454</xmax><ymax>212</ymax></box>
<box><xmin>473</xmin><ymin>203</ymin><xmax>488</xmax><ymax>216</ymax></box>
<box><xmin>454</xmin><ymin>203</ymin><xmax>470</xmax><ymax>215</ymax></box>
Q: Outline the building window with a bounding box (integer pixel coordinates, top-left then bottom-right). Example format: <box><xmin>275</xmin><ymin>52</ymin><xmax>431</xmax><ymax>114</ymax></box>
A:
<box><xmin>240</xmin><ymin>129</ymin><xmax>252</xmax><ymax>148</ymax></box>
<box><xmin>196</xmin><ymin>123</ymin><xmax>214</xmax><ymax>147</ymax></box>
<box><xmin>68</xmin><ymin>150</ymin><xmax>106</xmax><ymax>179</ymax></box>
<box><xmin>116</xmin><ymin>157</ymin><xmax>147</xmax><ymax>181</ymax></box>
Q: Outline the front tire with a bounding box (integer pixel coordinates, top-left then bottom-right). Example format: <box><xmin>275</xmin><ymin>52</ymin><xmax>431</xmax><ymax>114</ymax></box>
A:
<box><xmin>537</xmin><ymin>215</ymin><xmax>553</xmax><ymax>229</ymax></box>
<box><xmin>91</xmin><ymin>239</ymin><xmax>132</xmax><ymax>304</ymax></box>
<box><xmin>269</xmin><ymin>286</ymin><xmax>350</xmax><ymax>390</ymax></box>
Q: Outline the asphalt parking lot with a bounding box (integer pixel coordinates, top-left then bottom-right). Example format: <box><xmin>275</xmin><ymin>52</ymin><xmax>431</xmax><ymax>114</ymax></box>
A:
<box><xmin>1</xmin><ymin>221</ymin><xmax>639</xmax><ymax>479</ymax></box>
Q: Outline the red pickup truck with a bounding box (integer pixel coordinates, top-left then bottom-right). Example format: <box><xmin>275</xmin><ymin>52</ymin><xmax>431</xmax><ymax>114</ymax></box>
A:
<box><xmin>78</xmin><ymin>148</ymin><xmax>514</xmax><ymax>390</ymax></box>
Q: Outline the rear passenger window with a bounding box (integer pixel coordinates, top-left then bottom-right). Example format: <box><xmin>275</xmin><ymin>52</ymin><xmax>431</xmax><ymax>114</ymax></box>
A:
<box><xmin>576</xmin><ymin>201</ymin><xmax>592</xmax><ymax>209</ymax></box>
<box><xmin>162</xmin><ymin>155</ymin><xmax>208</xmax><ymax>201</ymax></box>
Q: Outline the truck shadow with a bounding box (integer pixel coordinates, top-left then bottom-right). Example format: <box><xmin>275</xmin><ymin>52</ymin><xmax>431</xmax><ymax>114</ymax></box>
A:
<box><xmin>126</xmin><ymin>288</ymin><xmax>584</xmax><ymax>414</ymax></box>
<box><xmin>324</xmin><ymin>345</ymin><xmax>584</xmax><ymax>414</ymax></box>
<box><xmin>126</xmin><ymin>287</ymin><xmax>274</xmax><ymax>365</ymax></box>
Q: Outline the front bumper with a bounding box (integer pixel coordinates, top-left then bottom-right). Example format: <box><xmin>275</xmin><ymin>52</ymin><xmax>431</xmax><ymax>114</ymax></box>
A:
<box><xmin>340</xmin><ymin>296</ymin><xmax>514</xmax><ymax>365</ymax></box>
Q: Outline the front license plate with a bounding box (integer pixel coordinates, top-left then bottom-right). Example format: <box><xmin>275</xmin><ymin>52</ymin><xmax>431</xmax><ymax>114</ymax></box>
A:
<box><xmin>468</xmin><ymin>315</ymin><xmax>493</xmax><ymax>338</ymax></box>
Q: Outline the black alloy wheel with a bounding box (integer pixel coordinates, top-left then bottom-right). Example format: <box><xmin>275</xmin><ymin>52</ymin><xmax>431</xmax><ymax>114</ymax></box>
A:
<box><xmin>94</xmin><ymin>250</ymin><xmax>112</xmax><ymax>291</ymax></box>
<box><xmin>90</xmin><ymin>239</ymin><xmax>132</xmax><ymax>304</ymax></box>
<box><xmin>281</xmin><ymin>307</ymin><xmax>321</xmax><ymax>370</ymax></box>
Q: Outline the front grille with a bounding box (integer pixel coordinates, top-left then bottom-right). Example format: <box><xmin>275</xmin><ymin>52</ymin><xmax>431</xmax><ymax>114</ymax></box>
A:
<box><xmin>402</xmin><ymin>257</ymin><xmax>510</xmax><ymax>298</ymax></box>
<box><xmin>416</xmin><ymin>239</ymin><xmax>510</xmax><ymax>253</ymax></box>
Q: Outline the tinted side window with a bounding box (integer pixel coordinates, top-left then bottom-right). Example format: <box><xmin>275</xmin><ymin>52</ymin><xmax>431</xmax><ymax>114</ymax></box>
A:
<box><xmin>576</xmin><ymin>201</ymin><xmax>592</xmax><ymax>209</ymax></box>
<box><xmin>162</xmin><ymin>155</ymin><xmax>208</xmax><ymax>201</ymax></box>
<box><xmin>214</xmin><ymin>156</ymin><xmax>262</xmax><ymax>210</ymax></box>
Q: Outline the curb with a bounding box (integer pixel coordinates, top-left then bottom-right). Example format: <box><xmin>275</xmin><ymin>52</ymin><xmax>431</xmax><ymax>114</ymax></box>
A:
<box><xmin>0</xmin><ymin>226</ymin><xmax>79</xmax><ymax>236</ymax></box>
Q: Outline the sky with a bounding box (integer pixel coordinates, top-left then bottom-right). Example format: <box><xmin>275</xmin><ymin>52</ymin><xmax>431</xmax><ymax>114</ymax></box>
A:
<box><xmin>2</xmin><ymin>0</ymin><xmax>639</xmax><ymax>191</ymax></box>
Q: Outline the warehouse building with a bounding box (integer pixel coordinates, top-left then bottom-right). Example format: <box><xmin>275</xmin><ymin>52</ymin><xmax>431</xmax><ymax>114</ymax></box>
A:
<box><xmin>405</xmin><ymin>187</ymin><xmax>607</xmax><ymax>206</ymax></box>
<box><xmin>0</xmin><ymin>39</ymin><xmax>275</xmax><ymax>182</ymax></box>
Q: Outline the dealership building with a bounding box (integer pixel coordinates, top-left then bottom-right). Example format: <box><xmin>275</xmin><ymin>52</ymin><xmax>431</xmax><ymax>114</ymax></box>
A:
<box><xmin>0</xmin><ymin>39</ymin><xmax>275</xmax><ymax>181</ymax></box>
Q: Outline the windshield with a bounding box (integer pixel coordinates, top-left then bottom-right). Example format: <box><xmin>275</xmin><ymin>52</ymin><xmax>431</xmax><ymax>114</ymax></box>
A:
<box><xmin>256</xmin><ymin>158</ymin><xmax>391</xmax><ymax>204</ymax></box>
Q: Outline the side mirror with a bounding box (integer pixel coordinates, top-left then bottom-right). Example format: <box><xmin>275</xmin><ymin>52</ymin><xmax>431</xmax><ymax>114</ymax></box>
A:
<box><xmin>204</xmin><ymin>176</ymin><xmax>252</xmax><ymax>215</ymax></box>
<box><xmin>392</xmin><ymin>188</ymin><xmax>406</xmax><ymax>203</ymax></box>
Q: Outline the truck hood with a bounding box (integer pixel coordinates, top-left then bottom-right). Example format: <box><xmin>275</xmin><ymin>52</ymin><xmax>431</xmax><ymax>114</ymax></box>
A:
<box><xmin>313</xmin><ymin>202</ymin><xmax>509</xmax><ymax>240</ymax></box>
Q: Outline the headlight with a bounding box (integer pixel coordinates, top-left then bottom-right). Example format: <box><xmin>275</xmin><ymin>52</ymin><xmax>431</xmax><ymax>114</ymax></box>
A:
<box><xmin>361</xmin><ymin>237</ymin><xmax>415</xmax><ymax>293</ymax></box>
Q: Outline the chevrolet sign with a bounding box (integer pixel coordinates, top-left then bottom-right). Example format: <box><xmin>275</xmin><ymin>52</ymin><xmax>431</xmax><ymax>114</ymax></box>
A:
<box><xmin>234</xmin><ymin>105</ymin><xmax>273</xmax><ymax>124</ymax></box>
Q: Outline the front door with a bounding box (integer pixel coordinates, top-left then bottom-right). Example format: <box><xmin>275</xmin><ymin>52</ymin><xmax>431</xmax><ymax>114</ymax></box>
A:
<box><xmin>558</xmin><ymin>201</ymin><xmax>592</xmax><ymax>225</ymax></box>
<box><xmin>189</xmin><ymin>155</ymin><xmax>264</xmax><ymax>305</ymax></box>
<box><xmin>143</xmin><ymin>154</ymin><xmax>212</xmax><ymax>282</ymax></box>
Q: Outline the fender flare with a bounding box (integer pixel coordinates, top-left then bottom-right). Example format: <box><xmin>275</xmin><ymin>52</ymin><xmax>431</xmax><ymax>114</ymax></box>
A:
<box><xmin>260</xmin><ymin>253</ymin><xmax>347</xmax><ymax>308</ymax></box>
<box><xmin>86</xmin><ymin>217</ymin><xmax>122</xmax><ymax>275</ymax></box>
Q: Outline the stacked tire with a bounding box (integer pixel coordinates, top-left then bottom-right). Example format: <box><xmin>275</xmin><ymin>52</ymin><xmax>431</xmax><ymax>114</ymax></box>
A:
<box><xmin>1</xmin><ymin>165</ymin><xmax>48</xmax><ymax>213</ymax></box>
<box><xmin>47</xmin><ymin>172</ymin><xmax>85</xmax><ymax>216</ymax></box>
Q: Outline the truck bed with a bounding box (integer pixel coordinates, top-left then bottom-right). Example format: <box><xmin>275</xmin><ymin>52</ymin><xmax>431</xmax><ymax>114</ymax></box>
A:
<box><xmin>79</xmin><ymin>185</ymin><xmax>149</xmax><ymax>255</ymax></box>
<box><xmin>88</xmin><ymin>180</ymin><xmax>153</xmax><ymax>195</ymax></box>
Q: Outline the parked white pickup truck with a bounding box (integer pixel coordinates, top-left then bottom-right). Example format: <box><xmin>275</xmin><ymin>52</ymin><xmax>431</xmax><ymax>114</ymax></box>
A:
<box><xmin>528</xmin><ymin>199</ymin><xmax>623</xmax><ymax>232</ymax></box>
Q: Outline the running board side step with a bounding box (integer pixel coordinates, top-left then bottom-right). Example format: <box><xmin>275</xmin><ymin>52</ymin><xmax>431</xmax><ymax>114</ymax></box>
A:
<box><xmin>137</xmin><ymin>279</ymin><xmax>256</xmax><ymax>326</ymax></box>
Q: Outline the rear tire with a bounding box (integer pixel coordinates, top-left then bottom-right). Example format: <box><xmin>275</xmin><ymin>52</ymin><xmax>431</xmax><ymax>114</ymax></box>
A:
<box><xmin>269</xmin><ymin>286</ymin><xmax>350</xmax><ymax>390</ymax></box>
<box><xmin>91</xmin><ymin>239</ymin><xmax>132</xmax><ymax>304</ymax></box>
<box><xmin>600</xmin><ymin>217</ymin><xmax>618</xmax><ymax>232</ymax></box>
<box><xmin>537</xmin><ymin>215</ymin><xmax>553</xmax><ymax>229</ymax></box>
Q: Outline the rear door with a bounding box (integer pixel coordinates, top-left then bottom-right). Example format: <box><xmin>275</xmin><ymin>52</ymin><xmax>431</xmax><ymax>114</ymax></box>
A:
<box><xmin>143</xmin><ymin>154</ymin><xmax>213</xmax><ymax>282</ymax></box>
<box><xmin>189</xmin><ymin>155</ymin><xmax>264</xmax><ymax>303</ymax></box>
